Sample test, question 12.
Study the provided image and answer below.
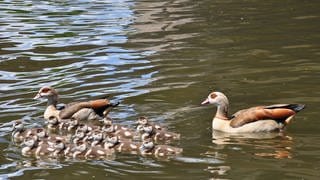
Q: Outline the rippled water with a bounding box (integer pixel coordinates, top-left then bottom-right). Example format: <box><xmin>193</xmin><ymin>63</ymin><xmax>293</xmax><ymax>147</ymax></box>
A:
<box><xmin>0</xmin><ymin>0</ymin><xmax>320</xmax><ymax>179</ymax></box>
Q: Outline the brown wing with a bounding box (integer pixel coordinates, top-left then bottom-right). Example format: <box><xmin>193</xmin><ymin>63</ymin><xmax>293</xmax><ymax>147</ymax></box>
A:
<box><xmin>59</xmin><ymin>99</ymin><xmax>111</xmax><ymax>119</ymax></box>
<box><xmin>229</xmin><ymin>105</ymin><xmax>298</xmax><ymax>128</ymax></box>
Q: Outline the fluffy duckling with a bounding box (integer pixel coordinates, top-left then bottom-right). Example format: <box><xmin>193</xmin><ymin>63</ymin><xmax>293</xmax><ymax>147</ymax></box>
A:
<box><xmin>88</xmin><ymin>129</ymin><xmax>105</xmax><ymax>146</ymax></box>
<box><xmin>34</xmin><ymin>128</ymin><xmax>49</xmax><ymax>141</ymax></box>
<box><xmin>12</xmin><ymin>120</ymin><xmax>31</xmax><ymax>143</ymax></box>
<box><xmin>104</xmin><ymin>135</ymin><xmax>141</xmax><ymax>154</ymax></box>
<box><xmin>66</xmin><ymin>117</ymin><xmax>80</xmax><ymax>132</ymax></box>
<box><xmin>84</xmin><ymin>145</ymin><xmax>115</xmax><ymax>159</ymax></box>
<box><xmin>64</xmin><ymin>143</ymin><xmax>77</xmax><ymax>158</ymax></box>
<box><xmin>72</xmin><ymin>129</ymin><xmax>89</xmax><ymax>144</ymax></box>
<box><xmin>46</xmin><ymin>133</ymin><xmax>71</xmax><ymax>144</ymax></box>
<box><xmin>33</xmin><ymin>135</ymin><xmax>69</xmax><ymax>158</ymax></box>
<box><xmin>33</xmin><ymin>86</ymin><xmax>119</xmax><ymax>121</ymax></box>
<box><xmin>12</xmin><ymin>120</ymin><xmax>48</xmax><ymax>143</ymax></box>
<box><xmin>101</xmin><ymin>117</ymin><xmax>128</xmax><ymax>131</ymax></box>
<box><xmin>51</xmin><ymin>139</ymin><xmax>67</xmax><ymax>157</ymax></box>
<box><xmin>72</xmin><ymin>141</ymin><xmax>89</xmax><ymax>158</ymax></box>
<box><xmin>34</xmin><ymin>140</ymin><xmax>54</xmax><ymax>157</ymax></box>
<box><xmin>139</xmin><ymin>140</ymin><xmax>183</xmax><ymax>157</ymax></box>
<box><xmin>136</xmin><ymin>116</ymin><xmax>164</xmax><ymax>132</ymax></box>
<box><xmin>47</xmin><ymin>116</ymin><xmax>60</xmax><ymax>130</ymax></box>
<box><xmin>141</xmin><ymin>125</ymin><xmax>180</xmax><ymax>143</ymax></box>
<box><xmin>21</xmin><ymin>136</ymin><xmax>38</xmax><ymax>156</ymax></box>
<box><xmin>76</xmin><ymin>123</ymin><xmax>100</xmax><ymax>134</ymax></box>
<box><xmin>102</xmin><ymin>123</ymin><xmax>138</xmax><ymax>140</ymax></box>
<box><xmin>47</xmin><ymin>116</ymin><xmax>77</xmax><ymax>132</ymax></box>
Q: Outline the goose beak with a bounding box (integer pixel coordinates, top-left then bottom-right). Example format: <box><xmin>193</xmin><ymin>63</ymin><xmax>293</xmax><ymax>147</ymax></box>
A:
<box><xmin>33</xmin><ymin>93</ymin><xmax>41</xmax><ymax>100</ymax></box>
<box><xmin>201</xmin><ymin>98</ymin><xmax>210</xmax><ymax>105</ymax></box>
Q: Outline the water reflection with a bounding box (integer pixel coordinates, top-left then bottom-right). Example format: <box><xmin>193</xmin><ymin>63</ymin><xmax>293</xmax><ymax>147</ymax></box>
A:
<box><xmin>0</xmin><ymin>0</ymin><xmax>162</xmax><ymax>178</ymax></box>
<box><xmin>0</xmin><ymin>0</ymin><xmax>319</xmax><ymax>179</ymax></box>
<box><xmin>129</xmin><ymin>0</ymin><xmax>200</xmax><ymax>52</ymax></box>
<box><xmin>211</xmin><ymin>130</ymin><xmax>293</xmax><ymax>159</ymax></box>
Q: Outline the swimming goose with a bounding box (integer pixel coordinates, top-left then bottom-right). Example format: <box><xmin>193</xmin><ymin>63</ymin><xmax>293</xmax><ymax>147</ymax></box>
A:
<box><xmin>34</xmin><ymin>86</ymin><xmax>119</xmax><ymax>121</ymax></box>
<box><xmin>201</xmin><ymin>91</ymin><xmax>305</xmax><ymax>133</ymax></box>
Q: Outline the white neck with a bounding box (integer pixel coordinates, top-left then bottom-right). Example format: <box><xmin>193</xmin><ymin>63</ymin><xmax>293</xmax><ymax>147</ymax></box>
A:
<box><xmin>214</xmin><ymin>94</ymin><xmax>229</xmax><ymax>120</ymax></box>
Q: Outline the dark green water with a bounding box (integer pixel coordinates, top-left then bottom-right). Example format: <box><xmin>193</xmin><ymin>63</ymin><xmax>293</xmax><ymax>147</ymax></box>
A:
<box><xmin>0</xmin><ymin>0</ymin><xmax>319</xmax><ymax>179</ymax></box>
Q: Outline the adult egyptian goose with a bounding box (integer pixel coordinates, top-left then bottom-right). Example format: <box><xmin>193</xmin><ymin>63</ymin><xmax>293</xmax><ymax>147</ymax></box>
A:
<box><xmin>34</xmin><ymin>86</ymin><xmax>119</xmax><ymax>121</ymax></box>
<box><xmin>201</xmin><ymin>91</ymin><xmax>305</xmax><ymax>133</ymax></box>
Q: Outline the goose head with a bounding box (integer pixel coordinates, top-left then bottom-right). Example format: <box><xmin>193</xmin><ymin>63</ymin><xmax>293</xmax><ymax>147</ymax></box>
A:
<box><xmin>201</xmin><ymin>92</ymin><xmax>229</xmax><ymax>106</ymax></box>
<box><xmin>201</xmin><ymin>91</ymin><xmax>230</xmax><ymax>119</ymax></box>
<box><xmin>34</xmin><ymin>86</ymin><xmax>59</xmax><ymax>105</ymax></box>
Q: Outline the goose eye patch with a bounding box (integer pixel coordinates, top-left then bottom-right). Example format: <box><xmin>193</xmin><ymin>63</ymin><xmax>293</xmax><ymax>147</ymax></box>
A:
<box><xmin>41</xmin><ymin>88</ymin><xmax>50</xmax><ymax>93</ymax></box>
<box><xmin>210</xmin><ymin>93</ymin><xmax>217</xmax><ymax>99</ymax></box>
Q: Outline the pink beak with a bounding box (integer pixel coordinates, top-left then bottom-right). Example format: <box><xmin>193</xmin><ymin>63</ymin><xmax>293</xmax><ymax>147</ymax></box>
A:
<box><xmin>33</xmin><ymin>93</ymin><xmax>41</xmax><ymax>100</ymax></box>
<box><xmin>201</xmin><ymin>98</ymin><xmax>210</xmax><ymax>105</ymax></box>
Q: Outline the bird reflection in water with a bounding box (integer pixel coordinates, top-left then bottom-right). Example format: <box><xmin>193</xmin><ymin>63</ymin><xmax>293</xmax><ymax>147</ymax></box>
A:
<box><xmin>211</xmin><ymin>130</ymin><xmax>293</xmax><ymax>159</ymax></box>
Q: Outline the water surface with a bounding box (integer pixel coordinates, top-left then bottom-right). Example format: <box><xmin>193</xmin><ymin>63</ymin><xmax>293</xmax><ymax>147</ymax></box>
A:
<box><xmin>0</xmin><ymin>0</ymin><xmax>319</xmax><ymax>179</ymax></box>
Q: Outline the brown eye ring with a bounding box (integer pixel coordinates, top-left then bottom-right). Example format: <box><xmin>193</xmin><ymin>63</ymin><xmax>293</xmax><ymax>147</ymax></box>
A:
<box><xmin>210</xmin><ymin>93</ymin><xmax>217</xmax><ymax>99</ymax></box>
<box><xmin>41</xmin><ymin>88</ymin><xmax>50</xmax><ymax>93</ymax></box>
